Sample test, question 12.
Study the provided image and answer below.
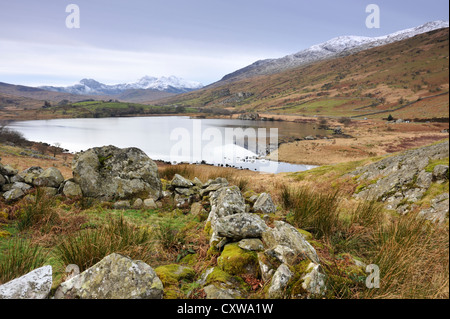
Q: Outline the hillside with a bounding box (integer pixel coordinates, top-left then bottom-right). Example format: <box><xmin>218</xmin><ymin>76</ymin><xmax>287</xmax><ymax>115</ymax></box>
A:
<box><xmin>218</xmin><ymin>20</ymin><xmax>449</xmax><ymax>84</ymax></box>
<box><xmin>153</xmin><ymin>28</ymin><xmax>449</xmax><ymax>120</ymax></box>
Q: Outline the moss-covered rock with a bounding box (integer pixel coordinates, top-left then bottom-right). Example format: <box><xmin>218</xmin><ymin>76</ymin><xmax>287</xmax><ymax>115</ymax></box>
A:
<box><xmin>155</xmin><ymin>264</ymin><xmax>196</xmax><ymax>299</ymax></box>
<box><xmin>179</xmin><ymin>253</ymin><xmax>198</xmax><ymax>266</ymax></box>
<box><xmin>286</xmin><ymin>260</ymin><xmax>327</xmax><ymax>299</ymax></box>
<box><xmin>155</xmin><ymin>264</ymin><xmax>196</xmax><ymax>286</ymax></box>
<box><xmin>217</xmin><ymin>243</ymin><xmax>260</xmax><ymax>277</ymax></box>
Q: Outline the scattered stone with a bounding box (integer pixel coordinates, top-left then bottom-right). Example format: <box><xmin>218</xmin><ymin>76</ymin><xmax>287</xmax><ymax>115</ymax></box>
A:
<box><xmin>18</xmin><ymin>167</ymin><xmax>44</xmax><ymax>184</ymax></box>
<box><xmin>132</xmin><ymin>198</ymin><xmax>143</xmax><ymax>209</ymax></box>
<box><xmin>113</xmin><ymin>200</ymin><xmax>131</xmax><ymax>210</ymax></box>
<box><xmin>432</xmin><ymin>165</ymin><xmax>449</xmax><ymax>182</ymax></box>
<box><xmin>419</xmin><ymin>193</ymin><xmax>449</xmax><ymax>224</ymax></box>
<box><xmin>143</xmin><ymin>198</ymin><xmax>158</xmax><ymax>209</ymax></box>
<box><xmin>203</xmin><ymin>284</ymin><xmax>241</xmax><ymax>299</ymax></box>
<box><xmin>217</xmin><ymin>243</ymin><xmax>260</xmax><ymax>277</ymax></box>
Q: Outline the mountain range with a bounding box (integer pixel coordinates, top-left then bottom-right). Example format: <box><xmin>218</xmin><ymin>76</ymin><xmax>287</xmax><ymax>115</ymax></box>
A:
<box><xmin>39</xmin><ymin>76</ymin><xmax>203</xmax><ymax>96</ymax></box>
<box><xmin>218</xmin><ymin>20</ymin><xmax>449</xmax><ymax>84</ymax></box>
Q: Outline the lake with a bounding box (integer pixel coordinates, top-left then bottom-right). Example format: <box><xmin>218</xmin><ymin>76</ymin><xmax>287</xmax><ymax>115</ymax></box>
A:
<box><xmin>10</xmin><ymin>116</ymin><xmax>326</xmax><ymax>174</ymax></box>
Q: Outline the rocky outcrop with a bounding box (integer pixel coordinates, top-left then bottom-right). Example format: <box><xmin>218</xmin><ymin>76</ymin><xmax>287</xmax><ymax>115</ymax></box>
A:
<box><xmin>0</xmin><ymin>266</ymin><xmax>52</xmax><ymax>299</ymax></box>
<box><xmin>54</xmin><ymin>253</ymin><xmax>163</xmax><ymax>299</ymax></box>
<box><xmin>350</xmin><ymin>141</ymin><xmax>449</xmax><ymax>221</ymax></box>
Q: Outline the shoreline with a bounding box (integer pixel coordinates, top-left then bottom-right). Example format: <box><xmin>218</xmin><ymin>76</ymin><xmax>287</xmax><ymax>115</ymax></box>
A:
<box><xmin>2</xmin><ymin>111</ymin><xmax>449</xmax><ymax>168</ymax></box>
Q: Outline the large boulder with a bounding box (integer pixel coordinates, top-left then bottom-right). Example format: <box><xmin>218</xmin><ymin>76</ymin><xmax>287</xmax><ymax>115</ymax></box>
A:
<box><xmin>72</xmin><ymin>145</ymin><xmax>162</xmax><ymax>200</ymax></box>
<box><xmin>54</xmin><ymin>253</ymin><xmax>163</xmax><ymax>299</ymax></box>
<box><xmin>0</xmin><ymin>265</ymin><xmax>53</xmax><ymax>299</ymax></box>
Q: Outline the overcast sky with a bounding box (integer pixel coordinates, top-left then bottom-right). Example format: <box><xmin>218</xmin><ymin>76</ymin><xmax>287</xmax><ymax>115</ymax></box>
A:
<box><xmin>0</xmin><ymin>0</ymin><xmax>448</xmax><ymax>86</ymax></box>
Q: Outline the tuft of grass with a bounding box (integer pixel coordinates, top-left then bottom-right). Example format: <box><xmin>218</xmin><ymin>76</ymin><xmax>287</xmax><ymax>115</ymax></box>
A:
<box><xmin>55</xmin><ymin>215</ymin><xmax>152</xmax><ymax>272</ymax></box>
<box><xmin>282</xmin><ymin>185</ymin><xmax>341</xmax><ymax>239</ymax></box>
<box><xmin>17</xmin><ymin>188</ymin><xmax>60</xmax><ymax>232</ymax></box>
<box><xmin>0</xmin><ymin>238</ymin><xmax>49</xmax><ymax>284</ymax></box>
<box><xmin>364</xmin><ymin>213</ymin><xmax>449</xmax><ymax>298</ymax></box>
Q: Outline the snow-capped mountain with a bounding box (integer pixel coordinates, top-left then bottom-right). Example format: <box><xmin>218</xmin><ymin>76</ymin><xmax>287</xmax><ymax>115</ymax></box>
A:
<box><xmin>220</xmin><ymin>20</ymin><xmax>449</xmax><ymax>82</ymax></box>
<box><xmin>39</xmin><ymin>76</ymin><xmax>203</xmax><ymax>95</ymax></box>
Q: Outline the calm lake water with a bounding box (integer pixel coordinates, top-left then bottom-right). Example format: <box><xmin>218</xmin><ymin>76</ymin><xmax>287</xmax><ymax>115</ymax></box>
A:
<box><xmin>10</xmin><ymin>116</ymin><xmax>326</xmax><ymax>174</ymax></box>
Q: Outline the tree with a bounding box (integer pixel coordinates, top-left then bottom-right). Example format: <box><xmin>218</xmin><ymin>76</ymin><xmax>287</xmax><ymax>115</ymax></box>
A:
<box><xmin>387</xmin><ymin>114</ymin><xmax>394</xmax><ymax>121</ymax></box>
<box><xmin>51</xmin><ymin>142</ymin><xmax>62</xmax><ymax>157</ymax></box>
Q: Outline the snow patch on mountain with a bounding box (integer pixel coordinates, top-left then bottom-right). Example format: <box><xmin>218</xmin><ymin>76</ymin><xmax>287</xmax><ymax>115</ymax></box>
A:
<box><xmin>39</xmin><ymin>76</ymin><xmax>203</xmax><ymax>95</ymax></box>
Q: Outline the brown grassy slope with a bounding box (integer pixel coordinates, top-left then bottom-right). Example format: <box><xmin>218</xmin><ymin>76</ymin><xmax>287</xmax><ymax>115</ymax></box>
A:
<box><xmin>153</xmin><ymin>28</ymin><xmax>449</xmax><ymax>119</ymax></box>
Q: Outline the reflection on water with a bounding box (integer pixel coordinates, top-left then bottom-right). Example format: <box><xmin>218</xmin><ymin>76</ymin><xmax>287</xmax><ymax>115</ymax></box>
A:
<box><xmin>10</xmin><ymin>116</ymin><xmax>325</xmax><ymax>173</ymax></box>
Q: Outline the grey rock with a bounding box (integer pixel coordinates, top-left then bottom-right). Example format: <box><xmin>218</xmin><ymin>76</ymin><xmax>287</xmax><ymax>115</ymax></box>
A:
<box><xmin>253</xmin><ymin>193</ymin><xmax>277</xmax><ymax>214</ymax></box>
<box><xmin>11</xmin><ymin>182</ymin><xmax>32</xmax><ymax>192</ymax></box>
<box><xmin>294</xmin><ymin>262</ymin><xmax>327</xmax><ymax>298</ymax></box>
<box><xmin>432</xmin><ymin>165</ymin><xmax>449</xmax><ymax>182</ymax></box>
<box><xmin>419</xmin><ymin>193</ymin><xmax>449</xmax><ymax>223</ymax></box>
<box><xmin>192</xmin><ymin>177</ymin><xmax>203</xmax><ymax>188</ymax></box>
<box><xmin>0</xmin><ymin>164</ymin><xmax>18</xmax><ymax>176</ymax></box>
<box><xmin>267</xmin><ymin>264</ymin><xmax>293</xmax><ymax>299</ymax></box>
<box><xmin>238</xmin><ymin>238</ymin><xmax>264</xmax><ymax>251</ymax></box>
<box><xmin>266</xmin><ymin>245</ymin><xmax>297</xmax><ymax>265</ymax></box>
<box><xmin>62</xmin><ymin>181</ymin><xmax>83</xmax><ymax>198</ymax></box>
<box><xmin>113</xmin><ymin>200</ymin><xmax>131</xmax><ymax>210</ymax></box>
<box><xmin>132</xmin><ymin>198</ymin><xmax>143</xmax><ymax>209</ymax></box>
<box><xmin>54</xmin><ymin>253</ymin><xmax>163</xmax><ymax>299</ymax></box>
<box><xmin>18</xmin><ymin>166</ymin><xmax>44</xmax><ymax>184</ymax></box>
<box><xmin>215</xmin><ymin>213</ymin><xmax>268</xmax><ymax>241</ymax></box>
<box><xmin>143</xmin><ymin>198</ymin><xmax>158</xmax><ymax>209</ymax></box>
<box><xmin>262</xmin><ymin>221</ymin><xmax>320</xmax><ymax>264</ymax></box>
<box><xmin>171</xmin><ymin>174</ymin><xmax>194</xmax><ymax>188</ymax></box>
<box><xmin>0</xmin><ymin>266</ymin><xmax>52</xmax><ymax>299</ymax></box>
<box><xmin>33</xmin><ymin>167</ymin><xmax>64</xmax><ymax>188</ymax></box>
<box><xmin>3</xmin><ymin>188</ymin><xmax>25</xmax><ymax>202</ymax></box>
<box><xmin>203</xmin><ymin>284</ymin><xmax>241</xmax><ymax>299</ymax></box>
